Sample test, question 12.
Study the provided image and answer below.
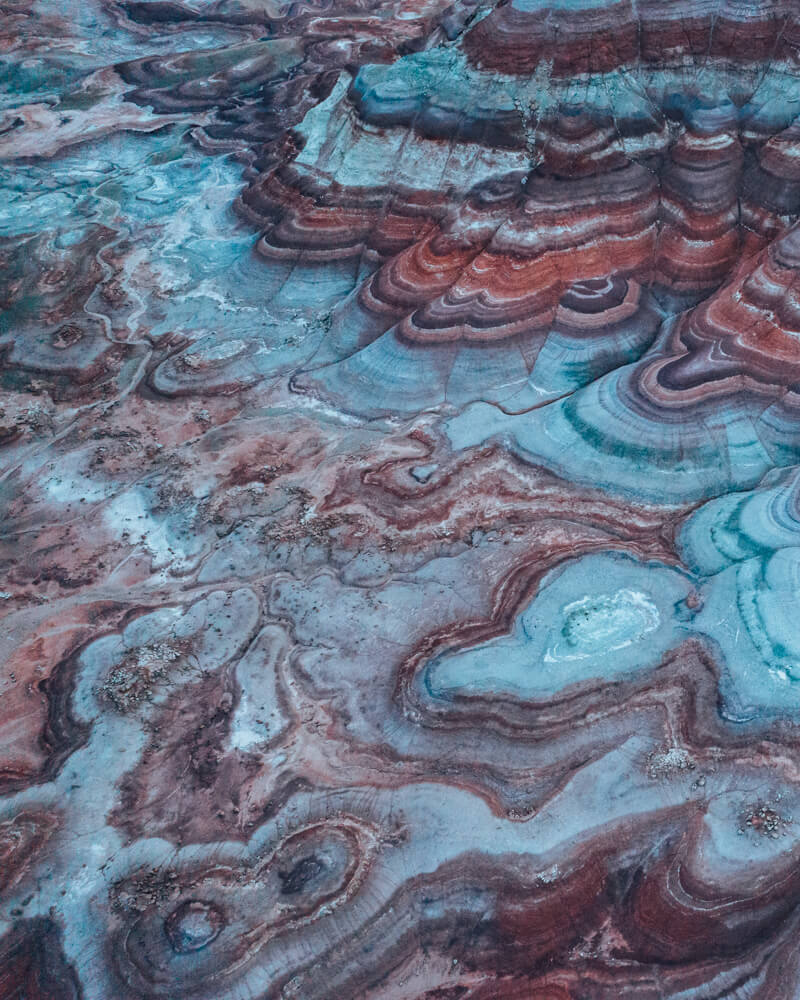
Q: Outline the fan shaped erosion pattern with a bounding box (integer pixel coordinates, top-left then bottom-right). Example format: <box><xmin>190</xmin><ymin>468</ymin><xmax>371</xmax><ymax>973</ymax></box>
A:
<box><xmin>8</xmin><ymin>0</ymin><xmax>800</xmax><ymax>997</ymax></box>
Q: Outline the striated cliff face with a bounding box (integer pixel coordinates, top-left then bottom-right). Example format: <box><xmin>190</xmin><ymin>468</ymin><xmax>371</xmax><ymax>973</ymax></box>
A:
<box><xmin>4</xmin><ymin>1</ymin><xmax>800</xmax><ymax>997</ymax></box>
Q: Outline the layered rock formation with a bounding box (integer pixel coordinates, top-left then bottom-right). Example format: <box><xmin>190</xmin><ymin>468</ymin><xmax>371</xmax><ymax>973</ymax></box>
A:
<box><xmin>4</xmin><ymin>0</ymin><xmax>800</xmax><ymax>997</ymax></box>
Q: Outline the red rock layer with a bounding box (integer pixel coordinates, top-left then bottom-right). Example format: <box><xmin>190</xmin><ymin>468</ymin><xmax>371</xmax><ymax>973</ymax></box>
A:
<box><xmin>463</xmin><ymin>0</ymin><xmax>800</xmax><ymax>77</ymax></box>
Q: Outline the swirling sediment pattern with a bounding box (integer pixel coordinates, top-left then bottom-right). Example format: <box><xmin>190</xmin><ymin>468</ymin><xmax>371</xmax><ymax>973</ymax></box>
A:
<box><xmin>5</xmin><ymin>1</ymin><xmax>800</xmax><ymax>997</ymax></box>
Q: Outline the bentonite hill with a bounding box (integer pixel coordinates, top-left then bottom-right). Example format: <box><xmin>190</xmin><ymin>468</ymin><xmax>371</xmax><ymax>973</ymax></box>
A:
<box><xmin>3</xmin><ymin>1</ymin><xmax>800</xmax><ymax>997</ymax></box>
